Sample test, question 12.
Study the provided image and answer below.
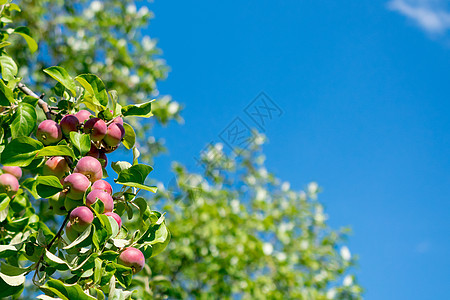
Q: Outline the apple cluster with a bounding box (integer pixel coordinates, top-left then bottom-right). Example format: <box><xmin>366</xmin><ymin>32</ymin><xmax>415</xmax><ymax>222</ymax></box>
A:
<box><xmin>60</xmin><ymin>168</ymin><xmax>144</xmax><ymax>273</ymax></box>
<box><xmin>37</xmin><ymin>109</ymin><xmax>123</xmax><ymax>217</ymax></box>
<box><xmin>36</xmin><ymin>110</ymin><xmax>126</xmax><ymax>167</ymax></box>
<box><xmin>21</xmin><ymin>110</ymin><xmax>144</xmax><ymax>273</ymax></box>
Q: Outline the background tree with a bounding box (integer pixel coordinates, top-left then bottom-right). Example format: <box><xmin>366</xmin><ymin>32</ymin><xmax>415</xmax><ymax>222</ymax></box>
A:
<box><xmin>147</xmin><ymin>136</ymin><xmax>362</xmax><ymax>299</ymax></box>
<box><xmin>12</xmin><ymin>1</ymin><xmax>363</xmax><ymax>299</ymax></box>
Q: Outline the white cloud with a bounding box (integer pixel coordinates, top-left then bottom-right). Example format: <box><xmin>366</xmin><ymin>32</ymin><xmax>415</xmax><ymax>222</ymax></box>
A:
<box><xmin>388</xmin><ymin>0</ymin><xmax>450</xmax><ymax>34</ymax></box>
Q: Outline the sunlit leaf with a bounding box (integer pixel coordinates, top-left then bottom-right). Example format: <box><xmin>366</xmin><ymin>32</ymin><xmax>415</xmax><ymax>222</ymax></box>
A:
<box><xmin>43</xmin><ymin>66</ymin><xmax>77</xmax><ymax>96</ymax></box>
<box><xmin>36</xmin><ymin>175</ymin><xmax>63</xmax><ymax>198</ymax></box>
<box><xmin>122</xmin><ymin>123</ymin><xmax>135</xmax><ymax>150</ymax></box>
<box><xmin>69</xmin><ymin>132</ymin><xmax>91</xmax><ymax>156</ymax></box>
<box><xmin>121</xmin><ymin>100</ymin><xmax>153</xmax><ymax>118</ymax></box>
<box><xmin>0</xmin><ymin>55</ymin><xmax>17</xmax><ymax>81</ymax></box>
<box><xmin>13</xmin><ymin>27</ymin><xmax>38</xmax><ymax>53</ymax></box>
<box><xmin>37</xmin><ymin>145</ymin><xmax>76</xmax><ymax>159</ymax></box>
<box><xmin>1</xmin><ymin>137</ymin><xmax>43</xmax><ymax>166</ymax></box>
<box><xmin>11</xmin><ymin>103</ymin><xmax>36</xmax><ymax>138</ymax></box>
<box><xmin>75</xmin><ymin>74</ymin><xmax>108</xmax><ymax>108</ymax></box>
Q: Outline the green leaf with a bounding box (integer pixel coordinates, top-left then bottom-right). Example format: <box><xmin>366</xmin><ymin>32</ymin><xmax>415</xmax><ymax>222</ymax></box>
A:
<box><xmin>108</xmin><ymin>90</ymin><xmax>121</xmax><ymax>115</ymax></box>
<box><xmin>10</xmin><ymin>193</ymin><xmax>27</xmax><ymax>212</ymax></box>
<box><xmin>0</xmin><ymin>272</ymin><xmax>25</xmax><ymax>286</ymax></box>
<box><xmin>21</xmin><ymin>177</ymin><xmax>39</xmax><ymax>198</ymax></box>
<box><xmin>111</xmin><ymin>161</ymin><xmax>132</xmax><ymax>175</ymax></box>
<box><xmin>98</xmin><ymin>214</ymin><xmax>113</xmax><ymax>235</ymax></box>
<box><xmin>122</xmin><ymin>123</ymin><xmax>135</xmax><ymax>150</ymax></box>
<box><xmin>0</xmin><ymin>272</ymin><xmax>25</xmax><ymax>298</ymax></box>
<box><xmin>0</xmin><ymin>207</ymin><xmax>7</xmax><ymax>222</ymax></box>
<box><xmin>4</xmin><ymin>215</ymin><xmax>32</xmax><ymax>232</ymax></box>
<box><xmin>36</xmin><ymin>176</ymin><xmax>63</xmax><ymax>198</ymax></box>
<box><xmin>150</xmin><ymin>226</ymin><xmax>170</xmax><ymax>258</ymax></box>
<box><xmin>111</xmin><ymin>239</ymin><xmax>129</xmax><ymax>248</ymax></box>
<box><xmin>1</xmin><ymin>137</ymin><xmax>43</xmax><ymax>166</ymax></box>
<box><xmin>39</xmin><ymin>286</ymin><xmax>68</xmax><ymax>300</ymax></box>
<box><xmin>119</xmin><ymin>182</ymin><xmax>157</xmax><ymax>193</ymax></box>
<box><xmin>37</xmin><ymin>145</ymin><xmax>76</xmax><ymax>159</ymax></box>
<box><xmin>132</xmin><ymin>147</ymin><xmax>140</xmax><ymax>165</ymax></box>
<box><xmin>94</xmin><ymin>288</ymin><xmax>105</xmax><ymax>300</ymax></box>
<box><xmin>0</xmin><ymin>245</ymin><xmax>18</xmax><ymax>258</ymax></box>
<box><xmin>75</xmin><ymin>74</ymin><xmax>108</xmax><ymax>108</ymax></box>
<box><xmin>0</xmin><ymin>263</ymin><xmax>29</xmax><ymax>276</ymax></box>
<box><xmin>0</xmin><ymin>79</ymin><xmax>13</xmax><ymax>105</ymax></box>
<box><xmin>7</xmin><ymin>3</ymin><xmax>20</xmax><ymax>12</ymax></box>
<box><xmin>0</xmin><ymin>41</ymin><xmax>11</xmax><ymax>49</ymax></box>
<box><xmin>0</xmin><ymin>194</ymin><xmax>10</xmax><ymax>211</ymax></box>
<box><xmin>44</xmin><ymin>250</ymin><xmax>70</xmax><ymax>271</ymax></box>
<box><xmin>42</xmin><ymin>279</ymin><xmax>96</xmax><ymax>300</ymax></box>
<box><xmin>72</xmin><ymin>253</ymin><xmax>98</xmax><ymax>272</ymax></box>
<box><xmin>69</xmin><ymin>132</ymin><xmax>91</xmax><ymax>156</ymax></box>
<box><xmin>115</xmin><ymin>164</ymin><xmax>156</xmax><ymax>193</ymax></box>
<box><xmin>99</xmin><ymin>250</ymin><xmax>119</xmax><ymax>261</ymax></box>
<box><xmin>134</xmin><ymin>197</ymin><xmax>151</xmax><ymax>220</ymax></box>
<box><xmin>43</xmin><ymin>66</ymin><xmax>77</xmax><ymax>96</ymax></box>
<box><xmin>108</xmin><ymin>276</ymin><xmax>116</xmax><ymax>299</ymax></box>
<box><xmin>80</xmin><ymin>269</ymin><xmax>93</xmax><ymax>278</ymax></box>
<box><xmin>94</xmin><ymin>258</ymin><xmax>102</xmax><ymax>284</ymax></box>
<box><xmin>110</xmin><ymin>288</ymin><xmax>134</xmax><ymax>300</ymax></box>
<box><xmin>139</xmin><ymin>221</ymin><xmax>169</xmax><ymax>245</ymax></box>
<box><xmin>91</xmin><ymin>226</ymin><xmax>100</xmax><ymax>250</ymax></box>
<box><xmin>98</xmin><ymin>109</ymin><xmax>113</xmax><ymax>121</ymax></box>
<box><xmin>126</xmin><ymin>203</ymin><xmax>133</xmax><ymax>220</ymax></box>
<box><xmin>92</xmin><ymin>199</ymin><xmax>106</xmax><ymax>216</ymax></box>
<box><xmin>0</xmin><ymin>55</ymin><xmax>17</xmax><ymax>81</ymax></box>
<box><xmin>106</xmin><ymin>215</ymin><xmax>119</xmax><ymax>238</ymax></box>
<box><xmin>137</xmin><ymin>219</ymin><xmax>170</xmax><ymax>258</ymax></box>
<box><xmin>112</xmin><ymin>263</ymin><xmax>133</xmax><ymax>288</ymax></box>
<box><xmin>37</xmin><ymin>295</ymin><xmax>62</xmax><ymax>300</ymax></box>
<box><xmin>13</xmin><ymin>27</ymin><xmax>38</xmax><ymax>53</ymax></box>
<box><xmin>63</xmin><ymin>225</ymin><xmax>92</xmax><ymax>250</ymax></box>
<box><xmin>121</xmin><ymin>100</ymin><xmax>153</xmax><ymax>117</ymax></box>
<box><xmin>22</xmin><ymin>95</ymin><xmax>39</xmax><ymax>107</ymax></box>
<box><xmin>52</xmin><ymin>82</ymin><xmax>65</xmax><ymax>97</ymax></box>
<box><xmin>11</xmin><ymin>103</ymin><xmax>37</xmax><ymax>138</ymax></box>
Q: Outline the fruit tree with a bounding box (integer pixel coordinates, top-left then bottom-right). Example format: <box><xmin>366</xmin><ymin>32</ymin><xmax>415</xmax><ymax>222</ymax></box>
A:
<box><xmin>0</xmin><ymin>2</ymin><xmax>169</xmax><ymax>299</ymax></box>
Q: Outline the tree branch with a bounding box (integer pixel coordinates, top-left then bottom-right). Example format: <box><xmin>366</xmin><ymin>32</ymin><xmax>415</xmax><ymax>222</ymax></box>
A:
<box><xmin>47</xmin><ymin>213</ymin><xmax>70</xmax><ymax>250</ymax></box>
<box><xmin>32</xmin><ymin>213</ymin><xmax>70</xmax><ymax>284</ymax></box>
<box><xmin>17</xmin><ymin>82</ymin><xmax>52</xmax><ymax>120</ymax></box>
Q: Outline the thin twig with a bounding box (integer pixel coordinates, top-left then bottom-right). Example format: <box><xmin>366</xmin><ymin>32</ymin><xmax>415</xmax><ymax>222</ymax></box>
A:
<box><xmin>17</xmin><ymin>82</ymin><xmax>52</xmax><ymax>120</ymax></box>
<box><xmin>47</xmin><ymin>213</ymin><xmax>70</xmax><ymax>250</ymax></box>
<box><xmin>32</xmin><ymin>213</ymin><xmax>70</xmax><ymax>284</ymax></box>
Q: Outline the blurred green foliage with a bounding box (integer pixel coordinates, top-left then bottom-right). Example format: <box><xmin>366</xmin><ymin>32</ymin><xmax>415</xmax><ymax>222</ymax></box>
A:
<box><xmin>146</xmin><ymin>135</ymin><xmax>362</xmax><ymax>299</ymax></box>
<box><xmin>14</xmin><ymin>1</ymin><xmax>363</xmax><ymax>299</ymax></box>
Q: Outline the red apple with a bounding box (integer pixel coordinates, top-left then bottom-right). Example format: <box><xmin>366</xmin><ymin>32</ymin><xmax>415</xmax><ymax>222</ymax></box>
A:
<box><xmin>118</xmin><ymin>247</ymin><xmax>145</xmax><ymax>274</ymax></box>
<box><xmin>36</xmin><ymin>120</ymin><xmax>62</xmax><ymax>145</ymax></box>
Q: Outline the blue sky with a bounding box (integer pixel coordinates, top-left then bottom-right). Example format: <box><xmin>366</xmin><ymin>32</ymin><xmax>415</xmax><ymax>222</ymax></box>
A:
<box><xmin>142</xmin><ymin>1</ymin><xmax>450</xmax><ymax>299</ymax></box>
